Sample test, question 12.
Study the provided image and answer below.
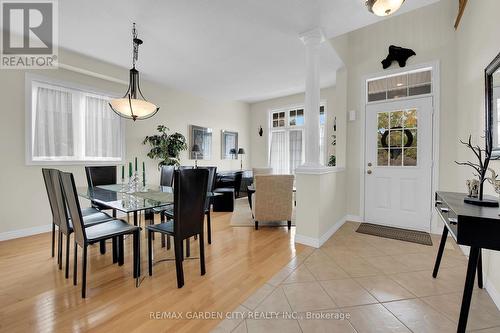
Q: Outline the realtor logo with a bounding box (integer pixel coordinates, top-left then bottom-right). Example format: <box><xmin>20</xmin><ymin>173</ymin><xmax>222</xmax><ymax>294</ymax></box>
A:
<box><xmin>1</xmin><ymin>0</ymin><xmax>58</xmax><ymax>68</ymax></box>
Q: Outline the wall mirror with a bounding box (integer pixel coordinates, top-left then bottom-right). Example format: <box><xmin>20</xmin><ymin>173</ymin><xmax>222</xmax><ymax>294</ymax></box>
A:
<box><xmin>221</xmin><ymin>130</ymin><xmax>238</xmax><ymax>159</ymax></box>
<box><xmin>486</xmin><ymin>52</ymin><xmax>500</xmax><ymax>159</ymax></box>
<box><xmin>190</xmin><ymin>125</ymin><xmax>212</xmax><ymax>160</ymax></box>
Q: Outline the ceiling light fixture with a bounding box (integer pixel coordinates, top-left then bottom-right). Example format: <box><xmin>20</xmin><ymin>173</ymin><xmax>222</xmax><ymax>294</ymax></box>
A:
<box><xmin>109</xmin><ymin>23</ymin><xmax>159</xmax><ymax>121</ymax></box>
<box><xmin>365</xmin><ymin>0</ymin><xmax>405</xmax><ymax>17</ymax></box>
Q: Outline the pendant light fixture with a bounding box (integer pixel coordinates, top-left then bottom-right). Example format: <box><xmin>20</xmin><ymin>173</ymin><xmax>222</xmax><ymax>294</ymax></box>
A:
<box><xmin>365</xmin><ymin>0</ymin><xmax>405</xmax><ymax>17</ymax></box>
<box><xmin>109</xmin><ymin>23</ymin><xmax>159</xmax><ymax>121</ymax></box>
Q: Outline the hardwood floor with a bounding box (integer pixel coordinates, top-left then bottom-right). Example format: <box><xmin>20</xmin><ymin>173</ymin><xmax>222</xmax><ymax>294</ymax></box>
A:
<box><xmin>0</xmin><ymin>205</ymin><xmax>306</xmax><ymax>333</ymax></box>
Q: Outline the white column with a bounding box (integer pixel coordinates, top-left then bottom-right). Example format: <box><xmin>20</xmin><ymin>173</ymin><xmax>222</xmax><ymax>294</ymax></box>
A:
<box><xmin>298</xmin><ymin>28</ymin><xmax>325</xmax><ymax>169</ymax></box>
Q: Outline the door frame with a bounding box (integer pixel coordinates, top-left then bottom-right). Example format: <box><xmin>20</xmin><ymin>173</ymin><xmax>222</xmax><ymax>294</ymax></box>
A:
<box><xmin>359</xmin><ymin>61</ymin><xmax>440</xmax><ymax>233</ymax></box>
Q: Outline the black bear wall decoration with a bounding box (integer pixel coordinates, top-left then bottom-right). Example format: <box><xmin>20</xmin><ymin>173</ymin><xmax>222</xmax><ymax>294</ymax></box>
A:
<box><xmin>382</xmin><ymin>45</ymin><xmax>416</xmax><ymax>69</ymax></box>
<box><xmin>258</xmin><ymin>126</ymin><xmax>263</xmax><ymax>137</ymax></box>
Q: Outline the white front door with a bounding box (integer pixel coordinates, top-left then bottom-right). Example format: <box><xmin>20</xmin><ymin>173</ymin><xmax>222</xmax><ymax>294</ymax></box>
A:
<box><xmin>364</xmin><ymin>97</ymin><xmax>433</xmax><ymax>231</ymax></box>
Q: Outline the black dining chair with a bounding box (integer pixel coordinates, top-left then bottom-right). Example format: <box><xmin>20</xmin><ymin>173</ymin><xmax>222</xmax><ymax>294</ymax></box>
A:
<box><xmin>85</xmin><ymin>166</ymin><xmax>118</xmax><ymax>254</ymax></box>
<box><xmin>60</xmin><ymin>171</ymin><xmax>141</xmax><ymax>298</ymax></box>
<box><xmin>164</xmin><ymin>166</ymin><xmax>216</xmax><ymax>245</ymax></box>
<box><xmin>156</xmin><ymin>165</ymin><xmax>175</xmax><ymax>248</ymax></box>
<box><xmin>216</xmin><ymin>171</ymin><xmax>243</xmax><ymax>198</ymax></box>
<box><xmin>178</xmin><ymin>165</ymin><xmax>195</xmax><ymax>170</ymax></box>
<box><xmin>42</xmin><ymin>169</ymin><xmax>115</xmax><ymax>278</ymax></box>
<box><xmin>147</xmin><ymin>168</ymin><xmax>208</xmax><ymax>288</ymax></box>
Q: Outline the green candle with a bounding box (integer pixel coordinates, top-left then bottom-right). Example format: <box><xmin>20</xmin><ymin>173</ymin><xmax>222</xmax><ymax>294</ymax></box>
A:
<box><xmin>129</xmin><ymin>162</ymin><xmax>132</xmax><ymax>178</ymax></box>
<box><xmin>142</xmin><ymin>161</ymin><xmax>146</xmax><ymax>186</ymax></box>
<box><xmin>121</xmin><ymin>165</ymin><xmax>124</xmax><ymax>180</ymax></box>
<box><xmin>135</xmin><ymin>157</ymin><xmax>138</xmax><ymax>172</ymax></box>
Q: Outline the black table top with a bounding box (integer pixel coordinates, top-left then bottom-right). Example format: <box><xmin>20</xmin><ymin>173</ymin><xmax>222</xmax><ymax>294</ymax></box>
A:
<box><xmin>437</xmin><ymin>191</ymin><xmax>500</xmax><ymax>221</ymax></box>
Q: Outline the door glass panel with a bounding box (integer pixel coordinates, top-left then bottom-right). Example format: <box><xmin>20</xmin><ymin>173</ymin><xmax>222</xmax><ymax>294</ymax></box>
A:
<box><xmin>378</xmin><ymin>149</ymin><xmax>389</xmax><ymax>166</ymax></box>
<box><xmin>377</xmin><ymin>108</ymin><xmax>418</xmax><ymax>167</ymax></box>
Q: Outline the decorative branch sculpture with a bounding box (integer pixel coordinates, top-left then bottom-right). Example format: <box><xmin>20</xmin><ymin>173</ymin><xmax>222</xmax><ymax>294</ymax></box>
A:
<box><xmin>455</xmin><ymin>132</ymin><xmax>496</xmax><ymax>206</ymax></box>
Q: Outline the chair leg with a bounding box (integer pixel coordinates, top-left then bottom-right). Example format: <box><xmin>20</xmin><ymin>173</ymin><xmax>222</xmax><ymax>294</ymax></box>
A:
<box><xmin>133</xmin><ymin>231</ymin><xmax>140</xmax><ymax>279</ymax></box>
<box><xmin>73</xmin><ymin>242</ymin><xmax>78</xmax><ymax>286</ymax></box>
<box><xmin>118</xmin><ymin>235</ymin><xmax>124</xmax><ymax>266</ymax></box>
<box><xmin>148</xmin><ymin>230</ymin><xmax>153</xmax><ymax>276</ymax></box>
<box><xmin>99</xmin><ymin>240</ymin><xmax>106</xmax><ymax>255</ymax></box>
<box><xmin>255</xmin><ymin>221</ymin><xmax>259</xmax><ymax>230</ymax></box>
<box><xmin>185</xmin><ymin>238</ymin><xmax>190</xmax><ymax>258</ymax></box>
<box><xmin>112</xmin><ymin>237</ymin><xmax>118</xmax><ymax>264</ymax></box>
<box><xmin>167</xmin><ymin>236</ymin><xmax>171</xmax><ymax>250</ymax></box>
<box><xmin>174</xmin><ymin>238</ymin><xmax>184</xmax><ymax>288</ymax></box>
<box><xmin>287</xmin><ymin>221</ymin><xmax>291</xmax><ymax>230</ymax></box>
<box><xmin>65</xmin><ymin>233</ymin><xmax>70</xmax><ymax>279</ymax></box>
<box><xmin>51</xmin><ymin>224</ymin><xmax>55</xmax><ymax>257</ymax></box>
<box><xmin>112</xmin><ymin>209</ymin><xmax>117</xmax><ymax>218</ymax></box>
<box><xmin>58</xmin><ymin>231</ymin><xmax>63</xmax><ymax>269</ymax></box>
<box><xmin>207</xmin><ymin>211</ymin><xmax>212</xmax><ymax>244</ymax></box>
<box><xmin>82</xmin><ymin>245</ymin><xmax>88</xmax><ymax>298</ymax></box>
<box><xmin>199</xmin><ymin>233</ymin><xmax>206</xmax><ymax>276</ymax></box>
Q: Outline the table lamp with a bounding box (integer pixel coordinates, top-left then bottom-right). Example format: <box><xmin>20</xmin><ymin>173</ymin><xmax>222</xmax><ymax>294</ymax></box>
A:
<box><xmin>192</xmin><ymin>144</ymin><xmax>201</xmax><ymax>168</ymax></box>
<box><xmin>238</xmin><ymin>148</ymin><xmax>245</xmax><ymax>170</ymax></box>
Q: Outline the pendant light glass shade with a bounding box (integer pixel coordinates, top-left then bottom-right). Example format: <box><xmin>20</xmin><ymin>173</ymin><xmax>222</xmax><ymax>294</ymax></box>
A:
<box><xmin>366</xmin><ymin>0</ymin><xmax>405</xmax><ymax>16</ymax></box>
<box><xmin>109</xmin><ymin>24</ymin><xmax>159</xmax><ymax>121</ymax></box>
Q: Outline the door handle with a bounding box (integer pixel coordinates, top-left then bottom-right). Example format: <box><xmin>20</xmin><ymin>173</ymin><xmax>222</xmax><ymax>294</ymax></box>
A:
<box><xmin>367</xmin><ymin>170</ymin><xmax>372</xmax><ymax>175</ymax></box>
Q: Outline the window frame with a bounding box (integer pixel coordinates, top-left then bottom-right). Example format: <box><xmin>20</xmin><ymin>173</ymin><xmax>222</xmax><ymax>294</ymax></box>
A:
<box><xmin>267</xmin><ymin>102</ymin><xmax>327</xmax><ymax>173</ymax></box>
<box><xmin>25</xmin><ymin>73</ymin><xmax>126</xmax><ymax>166</ymax></box>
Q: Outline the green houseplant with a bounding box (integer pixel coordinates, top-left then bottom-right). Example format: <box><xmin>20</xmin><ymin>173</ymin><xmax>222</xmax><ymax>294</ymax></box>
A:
<box><xmin>143</xmin><ymin>125</ymin><xmax>187</xmax><ymax>168</ymax></box>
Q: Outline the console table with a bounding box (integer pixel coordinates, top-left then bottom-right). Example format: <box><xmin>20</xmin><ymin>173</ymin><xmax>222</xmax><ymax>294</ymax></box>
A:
<box><xmin>434</xmin><ymin>191</ymin><xmax>500</xmax><ymax>333</ymax></box>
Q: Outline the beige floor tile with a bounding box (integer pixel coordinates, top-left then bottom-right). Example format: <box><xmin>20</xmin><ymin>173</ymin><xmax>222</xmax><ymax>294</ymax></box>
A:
<box><xmin>421</xmin><ymin>290</ymin><xmax>500</xmax><ymax>331</ymax></box>
<box><xmin>305</xmin><ymin>260</ymin><xmax>350</xmax><ymax>281</ymax></box>
<box><xmin>392</xmin><ymin>252</ymin><xmax>442</xmax><ymax>270</ymax></box>
<box><xmin>245</xmin><ymin>318</ymin><xmax>301</xmax><ymax>333</ymax></box>
<box><xmin>211</xmin><ymin>305</ymin><xmax>248</xmax><ymax>333</ymax></box>
<box><xmin>320</xmin><ymin>278</ymin><xmax>378</xmax><ymax>307</ymax></box>
<box><xmin>355</xmin><ymin>275</ymin><xmax>416</xmax><ymax>302</ymax></box>
<box><xmin>254</xmin><ymin>287</ymin><xmax>292</xmax><ymax>313</ymax></box>
<box><xmin>232</xmin><ymin>320</ymin><xmax>247</xmax><ymax>333</ymax></box>
<box><xmin>343</xmin><ymin>303</ymin><xmax>410</xmax><ymax>333</ymax></box>
<box><xmin>346</xmin><ymin>243</ymin><xmax>387</xmax><ymax>258</ymax></box>
<box><xmin>282</xmin><ymin>281</ymin><xmax>337</xmax><ymax>312</ymax></box>
<box><xmin>282</xmin><ymin>265</ymin><xmax>316</xmax><ymax>284</ymax></box>
<box><xmin>334</xmin><ymin>256</ymin><xmax>383</xmax><ymax>278</ymax></box>
<box><xmin>242</xmin><ymin>283</ymin><xmax>275</xmax><ymax>310</ymax></box>
<box><xmin>383</xmin><ymin>298</ymin><xmax>457</xmax><ymax>333</ymax></box>
<box><xmin>389</xmin><ymin>269</ymin><xmax>461</xmax><ymax>297</ymax></box>
<box><xmin>267</xmin><ymin>266</ymin><xmax>294</xmax><ymax>286</ymax></box>
<box><xmin>304</xmin><ymin>249</ymin><xmax>334</xmax><ymax>265</ymax></box>
<box><xmin>363</xmin><ymin>255</ymin><xmax>414</xmax><ymax>274</ymax></box>
<box><xmin>298</xmin><ymin>310</ymin><xmax>357</xmax><ymax>333</ymax></box>
<box><xmin>469</xmin><ymin>327</ymin><xmax>500</xmax><ymax>333</ymax></box>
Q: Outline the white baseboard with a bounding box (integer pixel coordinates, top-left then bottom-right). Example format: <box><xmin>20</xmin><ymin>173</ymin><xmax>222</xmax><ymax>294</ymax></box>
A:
<box><xmin>345</xmin><ymin>215</ymin><xmax>364</xmax><ymax>223</ymax></box>
<box><xmin>295</xmin><ymin>215</ymin><xmax>348</xmax><ymax>248</ymax></box>
<box><xmin>485</xmin><ymin>277</ymin><xmax>500</xmax><ymax>311</ymax></box>
<box><xmin>0</xmin><ymin>224</ymin><xmax>52</xmax><ymax>241</ymax></box>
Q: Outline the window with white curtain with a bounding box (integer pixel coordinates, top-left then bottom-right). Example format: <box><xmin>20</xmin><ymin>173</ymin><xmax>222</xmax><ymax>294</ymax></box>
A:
<box><xmin>27</xmin><ymin>75</ymin><xmax>124</xmax><ymax>164</ymax></box>
<box><xmin>269</xmin><ymin>105</ymin><xmax>326</xmax><ymax>174</ymax></box>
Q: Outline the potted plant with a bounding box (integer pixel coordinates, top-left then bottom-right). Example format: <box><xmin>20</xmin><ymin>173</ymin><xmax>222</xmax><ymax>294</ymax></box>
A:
<box><xmin>143</xmin><ymin>125</ymin><xmax>188</xmax><ymax>168</ymax></box>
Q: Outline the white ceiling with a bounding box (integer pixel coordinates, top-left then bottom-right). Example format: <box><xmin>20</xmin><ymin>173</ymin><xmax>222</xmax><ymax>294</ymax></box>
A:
<box><xmin>59</xmin><ymin>0</ymin><xmax>440</xmax><ymax>103</ymax></box>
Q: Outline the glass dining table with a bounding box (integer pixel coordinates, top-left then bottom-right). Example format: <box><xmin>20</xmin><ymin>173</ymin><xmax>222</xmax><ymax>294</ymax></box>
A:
<box><xmin>77</xmin><ymin>184</ymin><xmax>220</xmax><ymax>226</ymax></box>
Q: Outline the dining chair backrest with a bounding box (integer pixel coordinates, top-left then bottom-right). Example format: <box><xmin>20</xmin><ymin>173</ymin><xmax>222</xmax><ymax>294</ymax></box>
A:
<box><xmin>85</xmin><ymin>166</ymin><xmax>117</xmax><ymax>188</ymax></box>
<box><xmin>233</xmin><ymin>171</ymin><xmax>244</xmax><ymax>191</ymax></box>
<box><xmin>160</xmin><ymin>165</ymin><xmax>175</xmax><ymax>187</ymax></box>
<box><xmin>173</xmin><ymin>169</ymin><xmax>208</xmax><ymax>240</ymax></box>
<box><xmin>42</xmin><ymin>168</ymin><xmax>62</xmax><ymax>228</ymax></box>
<box><xmin>178</xmin><ymin>166</ymin><xmax>194</xmax><ymax>171</ymax></box>
<box><xmin>60</xmin><ymin>172</ymin><xmax>87</xmax><ymax>246</ymax></box>
<box><xmin>49</xmin><ymin>169</ymin><xmax>73</xmax><ymax>234</ymax></box>
<box><xmin>197</xmin><ymin>166</ymin><xmax>217</xmax><ymax>211</ymax></box>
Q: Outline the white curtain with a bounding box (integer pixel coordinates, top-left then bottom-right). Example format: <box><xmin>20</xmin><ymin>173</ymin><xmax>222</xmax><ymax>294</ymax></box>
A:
<box><xmin>85</xmin><ymin>95</ymin><xmax>121</xmax><ymax>158</ymax></box>
<box><xmin>33</xmin><ymin>87</ymin><xmax>74</xmax><ymax>157</ymax></box>
<box><xmin>270</xmin><ymin>131</ymin><xmax>287</xmax><ymax>174</ymax></box>
<box><xmin>289</xmin><ymin>130</ymin><xmax>303</xmax><ymax>174</ymax></box>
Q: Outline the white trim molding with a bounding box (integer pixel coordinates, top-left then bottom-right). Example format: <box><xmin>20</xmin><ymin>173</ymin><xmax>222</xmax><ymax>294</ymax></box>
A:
<box><xmin>0</xmin><ymin>224</ymin><xmax>52</xmax><ymax>241</ymax></box>
<box><xmin>295</xmin><ymin>215</ymin><xmax>348</xmax><ymax>248</ymax></box>
<box><xmin>485</xmin><ymin>277</ymin><xmax>500</xmax><ymax>311</ymax></box>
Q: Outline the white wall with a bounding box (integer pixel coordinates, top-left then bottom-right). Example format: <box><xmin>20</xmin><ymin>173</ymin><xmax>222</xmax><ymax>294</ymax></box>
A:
<box><xmin>0</xmin><ymin>49</ymin><xmax>250</xmax><ymax>236</ymax></box>
<box><xmin>331</xmin><ymin>0</ymin><xmax>459</xmax><ymax>228</ymax></box>
<box><xmin>454</xmin><ymin>0</ymin><xmax>500</xmax><ymax>307</ymax></box>
<box><xmin>248</xmin><ymin>86</ymin><xmax>342</xmax><ymax>168</ymax></box>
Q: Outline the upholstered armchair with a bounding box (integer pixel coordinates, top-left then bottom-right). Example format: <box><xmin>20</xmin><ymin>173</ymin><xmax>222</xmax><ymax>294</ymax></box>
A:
<box><xmin>252</xmin><ymin>167</ymin><xmax>273</xmax><ymax>181</ymax></box>
<box><xmin>252</xmin><ymin>175</ymin><xmax>294</xmax><ymax>230</ymax></box>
